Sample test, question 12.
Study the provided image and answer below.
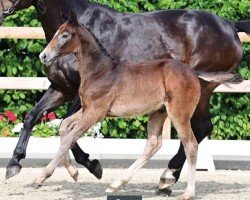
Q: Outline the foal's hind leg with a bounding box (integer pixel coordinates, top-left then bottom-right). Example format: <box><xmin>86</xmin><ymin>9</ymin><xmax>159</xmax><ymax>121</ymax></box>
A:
<box><xmin>106</xmin><ymin>110</ymin><xmax>167</xmax><ymax>193</ymax></box>
<box><xmin>160</xmin><ymin>81</ymin><xmax>215</xmax><ymax>189</ymax></box>
<box><xmin>160</xmin><ymin>89</ymin><xmax>199</xmax><ymax>199</ymax></box>
<box><xmin>173</xmin><ymin>120</ymin><xmax>198</xmax><ymax>200</ymax></box>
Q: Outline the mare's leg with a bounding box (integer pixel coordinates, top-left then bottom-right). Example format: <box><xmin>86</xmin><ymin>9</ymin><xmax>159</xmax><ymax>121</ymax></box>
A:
<box><xmin>71</xmin><ymin>143</ymin><xmax>103</xmax><ymax>179</ymax></box>
<box><xmin>33</xmin><ymin>105</ymin><xmax>107</xmax><ymax>187</ymax></box>
<box><xmin>64</xmin><ymin>95</ymin><xmax>103</xmax><ymax>179</ymax></box>
<box><xmin>106</xmin><ymin>110</ymin><xmax>167</xmax><ymax>193</ymax></box>
<box><xmin>6</xmin><ymin>87</ymin><xmax>65</xmax><ymax>179</ymax></box>
<box><xmin>159</xmin><ymin>82</ymin><xmax>215</xmax><ymax>189</ymax></box>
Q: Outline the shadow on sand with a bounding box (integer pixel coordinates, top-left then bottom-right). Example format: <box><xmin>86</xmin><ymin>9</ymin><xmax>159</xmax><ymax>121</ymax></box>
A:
<box><xmin>23</xmin><ymin>180</ymin><xmax>249</xmax><ymax>200</ymax></box>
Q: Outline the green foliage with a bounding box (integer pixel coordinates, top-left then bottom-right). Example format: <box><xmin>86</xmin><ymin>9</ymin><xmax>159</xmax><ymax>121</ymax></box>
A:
<box><xmin>0</xmin><ymin>119</ymin><xmax>16</xmax><ymax>137</ymax></box>
<box><xmin>101</xmin><ymin>115</ymin><xmax>148</xmax><ymax>139</ymax></box>
<box><xmin>32</xmin><ymin>123</ymin><xmax>59</xmax><ymax>137</ymax></box>
<box><xmin>93</xmin><ymin>0</ymin><xmax>250</xmax><ymax>20</ymax></box>
<box><xmin>0</xmin><ymin>0</ymin><xmax>249</xmax><ymax>139</ymax></box>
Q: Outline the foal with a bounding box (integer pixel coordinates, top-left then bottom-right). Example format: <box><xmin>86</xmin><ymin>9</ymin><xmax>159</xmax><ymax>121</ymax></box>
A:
<box><xmin>37</xmin><ymin>13</ymin><xmax>242</xmax><ymax>199</ymax></box>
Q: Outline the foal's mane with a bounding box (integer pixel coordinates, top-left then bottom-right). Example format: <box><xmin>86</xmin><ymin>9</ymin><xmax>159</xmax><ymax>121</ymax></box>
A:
<box><xmin>80</xmin><ymin>24</ymin><xmax>118</xmax><ymax>64</ymax></box>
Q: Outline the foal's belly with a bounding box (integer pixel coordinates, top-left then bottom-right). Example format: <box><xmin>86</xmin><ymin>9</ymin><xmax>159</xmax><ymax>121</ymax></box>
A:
<box><xmin>109</xmin><ymin>99</ymin><xmax>164</xmax><ymax>117</ymax></box>
<box><xmin>109</xmin><ymin>84</ymin><xmax>166</xmax><ymax>117</ymax></box>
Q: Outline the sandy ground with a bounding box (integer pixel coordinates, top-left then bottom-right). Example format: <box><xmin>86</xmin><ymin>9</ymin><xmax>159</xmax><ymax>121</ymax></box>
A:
<box><xmin>0</xmin><ymin>168</ymin><xmax>250</xmax><ymax>200</ymax></box>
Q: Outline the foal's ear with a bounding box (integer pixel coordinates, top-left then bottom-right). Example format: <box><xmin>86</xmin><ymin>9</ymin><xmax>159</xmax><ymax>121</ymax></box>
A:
<box><xmin>68</xmin><ymin>11</ymin><xmax>79</xmax><ymax>27</ymax></box>
<box><xmin>60</xmin><ymin>10</ymin><xmax>68</xmax><ymax>23</ymax></box>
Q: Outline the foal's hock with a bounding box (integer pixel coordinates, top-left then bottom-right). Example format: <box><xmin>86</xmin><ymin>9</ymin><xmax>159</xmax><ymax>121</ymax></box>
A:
<box><xmin>36</xmin><ymin>12</ymin><xmax>243</xmax><ymax>200</ymax></box>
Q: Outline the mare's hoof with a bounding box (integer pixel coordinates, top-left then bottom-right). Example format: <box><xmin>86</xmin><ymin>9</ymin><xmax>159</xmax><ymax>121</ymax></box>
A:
<box><xmin>155</xmin><ymin>187</ymin><xmax>172</xmax><ymax>197</ymax></box>
<box><xmin>90</xmin><ymin>159</ymin><xmax>103</xmax><ymax>180</ymax></box>
<box><xmin>5</xmin><ymin>164</ymin><xmax>22</xmax><ymax>180</ymax></box>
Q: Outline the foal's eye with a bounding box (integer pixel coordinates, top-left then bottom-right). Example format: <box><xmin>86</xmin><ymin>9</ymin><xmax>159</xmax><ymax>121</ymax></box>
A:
<box><xmin>62</xmin><ymin>34</ymin><xmax>68</xmax><ymax>39</ymax></box>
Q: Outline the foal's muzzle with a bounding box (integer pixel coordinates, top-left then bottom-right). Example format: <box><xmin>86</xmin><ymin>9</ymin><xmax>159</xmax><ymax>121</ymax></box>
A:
<box><xmin>39</xmin><ymin>52</ymin><xmax>48</xmax><ymax>64</ymax></box>
<box><xmin>39</xmin><ymin>50</ymin><xmax>57</xmax><ymax>65</ymax></box>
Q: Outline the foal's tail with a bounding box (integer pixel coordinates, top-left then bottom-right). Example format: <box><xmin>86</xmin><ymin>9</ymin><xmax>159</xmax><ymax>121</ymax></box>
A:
<box><xmin>195</xmin><ymin>71</ymin><xmax>244</xmax><ymax>84</ymax></box>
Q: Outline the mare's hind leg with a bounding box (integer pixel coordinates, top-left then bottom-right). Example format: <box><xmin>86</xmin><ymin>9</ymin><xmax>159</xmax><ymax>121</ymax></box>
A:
<box><xmin>106</xmin><ymin>110</ymin><xmax>167</xmax><ymax>193</ymax></box>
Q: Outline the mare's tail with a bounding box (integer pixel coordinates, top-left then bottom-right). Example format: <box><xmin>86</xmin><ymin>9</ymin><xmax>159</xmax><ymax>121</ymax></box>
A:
<box><xmin>235</xmin><ymin>20</ymin><xmax>250</xmax><ymax>34</ymax></box>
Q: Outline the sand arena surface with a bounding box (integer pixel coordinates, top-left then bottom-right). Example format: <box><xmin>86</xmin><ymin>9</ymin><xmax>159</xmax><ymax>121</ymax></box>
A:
<box><xmin>0</xmin><ymin>168</ymin><xmax>250</xmax><ymax>200</ymax></box>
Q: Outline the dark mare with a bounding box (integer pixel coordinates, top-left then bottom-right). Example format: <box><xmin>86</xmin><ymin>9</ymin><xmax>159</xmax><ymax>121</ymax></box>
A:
<box><xmin>0</xmin><ymin>0</ymin><xmax>250</xmax><ymax>193</ymax></box>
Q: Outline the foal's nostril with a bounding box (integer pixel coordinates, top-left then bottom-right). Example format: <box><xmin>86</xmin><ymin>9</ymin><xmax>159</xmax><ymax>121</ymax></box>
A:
<box><xmin>39</xmin><ymin>52</ymin><xmax>47</xmax><ymax>63</ymax></box>
<box><xmin>42</xmin><ymin>54</ymin><xmax>47</xmax><ymax>60</ymax></box>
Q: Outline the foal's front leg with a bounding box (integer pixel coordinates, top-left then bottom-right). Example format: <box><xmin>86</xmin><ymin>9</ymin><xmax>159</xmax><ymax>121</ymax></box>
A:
<box><xmin>61</xmin><ymin>151</ymin><xmax>79</xmax><ymax>182</ymax></box>
<box><xmin>33</xmin><ymin>106</ymin><xmax>107</xmax><ymax>187</ymax></box>
<box><xmin>106</xmin><ymin>110</ymin><xmax>167</xmax><ymax>193</ymax></box>
<box><xmin>66</xmin><ymin>96</ymin><xmax>103</xmax><ymax>180</ymax></box>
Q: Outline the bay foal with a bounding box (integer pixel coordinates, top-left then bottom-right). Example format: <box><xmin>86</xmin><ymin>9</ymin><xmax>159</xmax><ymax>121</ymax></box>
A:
<box><xmin>37</xmin><ymin>13</ymin><xmax>242</xmax><ymax>199</ymax></box>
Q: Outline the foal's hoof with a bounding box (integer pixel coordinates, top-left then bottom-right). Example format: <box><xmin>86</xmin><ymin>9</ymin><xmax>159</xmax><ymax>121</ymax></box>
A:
<box><xmin>72</xmin><ymin>170</ymin><xmax>79</xmax><ymax>182</ymax></box>
<box><xmin>32</xmin><ymin>182</ymin><xmax>42</xmax><ymax>189</ymax></box>
<box><xmin>5</xmin><ymin>163</ymin><xmax>22</xmax><ymax>180</ymax></box>
<box><xmin>155</xmin><ymin>187</ymin><xmax>172</xmax><ymax>197</ymax></box>
<box><xmin>159</xmin><ymin>177</ymin><xmax>176</xmax><ymax>189</ymax></box>
<box><xmin>177</xmin><ymin>191</ymin><xmax>195</xmax><ymax>200</ymax></box>
<box><xmin>105</xmin><ymin>186</ymin><xmax>117</xmax><ymax>193</ymax></box>
<box><xmin>90</xmin><ymin>159</ymin><xmax>103</xmax><ymax>180</ymax></box>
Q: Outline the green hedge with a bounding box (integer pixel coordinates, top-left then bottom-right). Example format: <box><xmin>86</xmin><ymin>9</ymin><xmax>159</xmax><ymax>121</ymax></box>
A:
<box><xmin>0</xmin><ymin>0</ymin><xmax>249</xmax><ymax>139</ymax></box>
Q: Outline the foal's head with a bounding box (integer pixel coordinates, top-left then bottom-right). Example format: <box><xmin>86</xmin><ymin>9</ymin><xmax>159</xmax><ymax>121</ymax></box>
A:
<box><xmin>40</xmin><ymin>11</ymin><xmax>81</xmax><ymax>65</ymax></box>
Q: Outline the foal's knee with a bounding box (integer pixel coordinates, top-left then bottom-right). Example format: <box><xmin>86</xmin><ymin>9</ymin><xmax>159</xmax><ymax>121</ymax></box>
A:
<box><xmin>59</xmin><ymin>119</ymin><xmax>71</xmax><ymax>136</ymax></box>
<box><xmin>148</xmin><ymin>135</ymin><xmax>162</xmax><ymax>153</ymax></box>
<box><xmin>156</xmin><ymin>138</ymin><xmax>162</xmax><ymax>151</ymax></box>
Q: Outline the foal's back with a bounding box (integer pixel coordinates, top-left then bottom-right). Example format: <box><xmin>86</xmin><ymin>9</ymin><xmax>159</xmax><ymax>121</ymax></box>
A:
<box><xmin>109</xmin><ymin>59</ymin><xmax>200</xmax><ymax>118</ymax></box>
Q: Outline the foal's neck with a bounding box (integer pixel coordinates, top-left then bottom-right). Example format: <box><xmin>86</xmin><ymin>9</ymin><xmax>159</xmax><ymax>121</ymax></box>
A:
<box><xmin>76</xmin><ymin>27</ymin><xmax>117</xmax><ymax>76</ymax></box>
